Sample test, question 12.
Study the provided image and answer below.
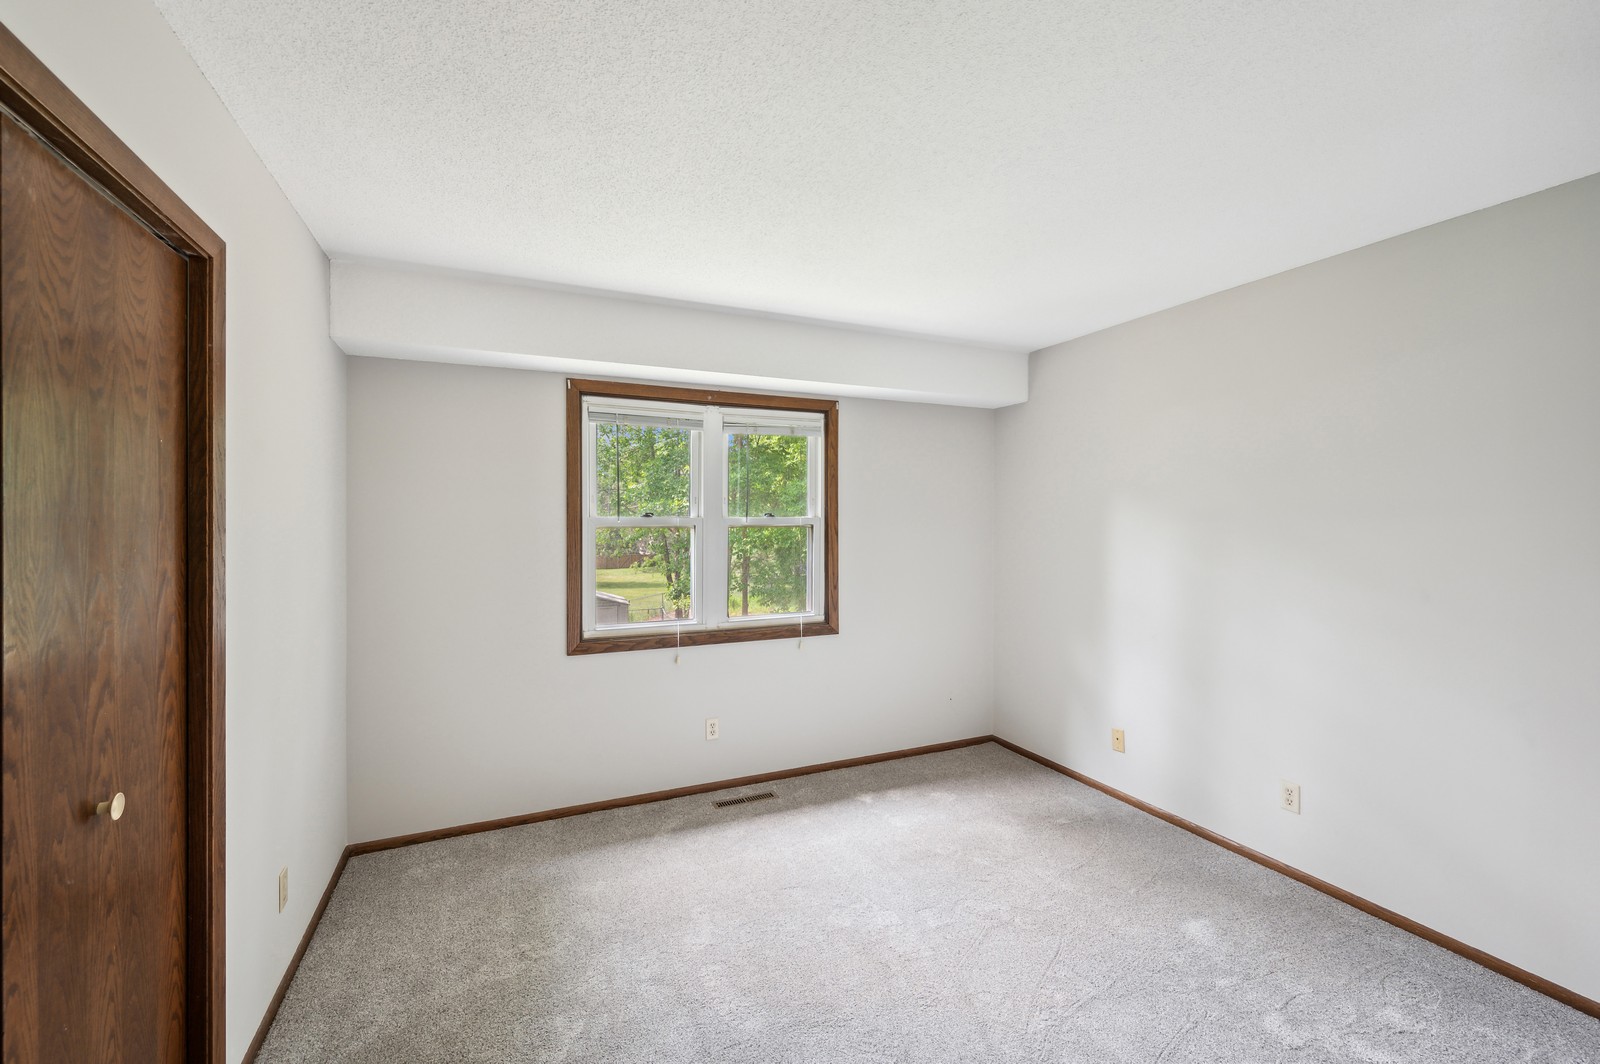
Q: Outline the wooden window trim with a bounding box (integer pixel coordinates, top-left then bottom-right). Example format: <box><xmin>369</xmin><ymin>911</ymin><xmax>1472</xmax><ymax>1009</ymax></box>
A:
<box><xmin>567</xmin><ymin>378</ymin><xmax>839</xmax><ymax>655</ymax></box>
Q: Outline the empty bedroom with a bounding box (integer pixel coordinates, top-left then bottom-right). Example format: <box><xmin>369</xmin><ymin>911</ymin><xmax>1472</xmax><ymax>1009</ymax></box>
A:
<box><xmin>0</xmin><ymin>0</ymin><xmax>1596</xmax><ymax>1062</ymax></box>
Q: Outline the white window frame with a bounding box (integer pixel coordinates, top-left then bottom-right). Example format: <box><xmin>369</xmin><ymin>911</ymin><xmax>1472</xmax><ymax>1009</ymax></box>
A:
<box><xmin>580</xmin><ymin>395</ymin><xmax>827</xmax><ymax>640</ymax></box>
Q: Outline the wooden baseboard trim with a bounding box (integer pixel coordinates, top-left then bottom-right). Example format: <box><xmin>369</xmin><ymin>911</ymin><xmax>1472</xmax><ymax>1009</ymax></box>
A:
<box><xmin>243</xmin><ymin>736</ymin><xmax>987</xmax><ymax>1058</ymax></box>
<box><xmin>240</xmin><ymin>845</ymin><xmax>354</xmax><ymax>1064</ymax></box>
<box><xmin>989</xmin><ymin>735</ymin><xmax>1600</xmax><ymax>1019</ymax></box>
<box><xmin>349</xmin><ymin>735</ymin><xmax>994</xmax><ymax>857</ymax></box>
<box><xmin>246</xmin><ymin>732</ymin><xmax>1594</xmax><ymax>1062</ymax></box>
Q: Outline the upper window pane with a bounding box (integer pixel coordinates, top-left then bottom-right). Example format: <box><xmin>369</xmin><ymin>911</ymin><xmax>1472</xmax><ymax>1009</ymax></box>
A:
<box><xmin>594</xmin><ymin>423</ymin><xmax>691</xmax><ymax>517</ymax></box>
<box><xmin>726</xmin><ymin>433</ymin><xmax>809</xmax><ymax>518</ymax></box>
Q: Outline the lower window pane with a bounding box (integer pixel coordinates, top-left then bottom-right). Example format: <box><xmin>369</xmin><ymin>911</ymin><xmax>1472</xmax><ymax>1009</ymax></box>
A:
<box><xmin>727</xmin><ymin>526</ymin><xmax>809</xmax><ymax>618</ymax></box>
<box><xmin>594</xmin><ymin>527</ymin><xmax>693</xmax><ymax>625</ymax></box>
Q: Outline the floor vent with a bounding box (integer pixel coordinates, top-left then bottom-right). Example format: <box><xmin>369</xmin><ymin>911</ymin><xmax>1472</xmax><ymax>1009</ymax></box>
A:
<box><xmin>713</xmin><ymin>791</ymin><xmax>777</xmax><ymax>809</ymax></box>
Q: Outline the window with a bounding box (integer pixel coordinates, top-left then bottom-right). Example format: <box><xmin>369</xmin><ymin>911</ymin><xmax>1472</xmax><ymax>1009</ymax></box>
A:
<box><xmin>567</xmin><ymin>379</ymin><xmax>838</xmax><ymax>654</ymax></box>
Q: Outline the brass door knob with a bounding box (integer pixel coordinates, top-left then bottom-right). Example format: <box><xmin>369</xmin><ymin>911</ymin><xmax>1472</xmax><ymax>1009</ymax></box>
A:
<box><xmin>95</xmin><ymin>792</ymin><xmax>126</xmax><ymax>821</ymax></box>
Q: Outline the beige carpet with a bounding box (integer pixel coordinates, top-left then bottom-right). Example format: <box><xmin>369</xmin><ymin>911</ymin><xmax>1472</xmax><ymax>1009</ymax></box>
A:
<box><xmin>258</xmin><ymin>743</ymin><xmax>1599</xmax><ymax>1062</ymax></box>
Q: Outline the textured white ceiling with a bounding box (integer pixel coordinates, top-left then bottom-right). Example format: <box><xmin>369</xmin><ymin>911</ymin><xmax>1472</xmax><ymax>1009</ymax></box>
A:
<box><xmin>154</xmin><ymin>0</ymin><xmax>1600</xmax><ymax>350</ymax></box>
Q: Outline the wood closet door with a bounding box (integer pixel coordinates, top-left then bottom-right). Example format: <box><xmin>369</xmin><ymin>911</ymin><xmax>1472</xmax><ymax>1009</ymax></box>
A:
<box><xmin>2</xmin><ymin>107</ymin><xmax>189</xmax><ymax>1064</ymax></box>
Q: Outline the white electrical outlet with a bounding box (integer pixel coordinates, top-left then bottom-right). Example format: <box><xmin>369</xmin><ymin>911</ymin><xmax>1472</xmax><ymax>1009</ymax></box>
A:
<box><xmin>278</xmin><ymin>867</ymin><xmax>288</xmax><ymax>912</ymax></box>
<box><xmin>1280</xmin><ymin>780</ymin><xmax>1301</xmax><ymax>815</ymax></box>
<box><xmin>705</xmin><ymin>718</ymin><xmax>720</xmax><ymax>741</ymax></box>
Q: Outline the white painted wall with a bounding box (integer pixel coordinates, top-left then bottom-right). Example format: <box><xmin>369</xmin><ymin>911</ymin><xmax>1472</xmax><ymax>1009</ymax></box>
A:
<box><xmin>332</xmin><ymin>259</ymin><xmax>1029</xmax><ymax>408</ymax></box>
<box><xmin>0</xmin><ymin>2</ymin><xmax>349</xmax><ymax>1059</ymax></box>
<box><xmin>346</xmin><ymin>358</ymin><xmax>995</xmax><ymax>842</ymax></box>
<box><xmin>995</xmin><ymin>174</ymin><xmax>1600</xmax><ymax>1000</ymax></box>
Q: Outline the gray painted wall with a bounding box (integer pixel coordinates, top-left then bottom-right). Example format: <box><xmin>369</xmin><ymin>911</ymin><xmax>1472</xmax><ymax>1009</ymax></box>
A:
<box><xmin>996</xmin><ymin>174</ymin><xmax>1600</xmax><ymax>1000</ymax></box>
<box><xmin>345</xmin><ymin>359</ymin><xmax>997</xmax><ymax>843</ymax></box>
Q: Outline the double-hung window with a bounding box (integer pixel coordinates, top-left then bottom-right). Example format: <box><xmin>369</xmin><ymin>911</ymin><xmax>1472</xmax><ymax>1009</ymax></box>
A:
<box><xmin>567</xmin><ymin>379</ymin><xmax>838</xmax><ymax>654</ymax></box>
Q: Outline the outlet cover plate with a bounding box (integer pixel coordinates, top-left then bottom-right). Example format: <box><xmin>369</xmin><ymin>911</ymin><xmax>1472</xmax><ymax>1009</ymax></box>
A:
<box><xmin>1281</xmin><ymin>780</ymin><xmax>1301</xmax><ymax>815</ymax></box>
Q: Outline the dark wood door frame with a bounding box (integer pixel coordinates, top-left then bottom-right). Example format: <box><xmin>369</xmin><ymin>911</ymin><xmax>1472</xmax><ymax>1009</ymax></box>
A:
<box><xmin>0</xmin><ymin>23</ymin><xmax>225</xmax><ymax>1063</ymax></box>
